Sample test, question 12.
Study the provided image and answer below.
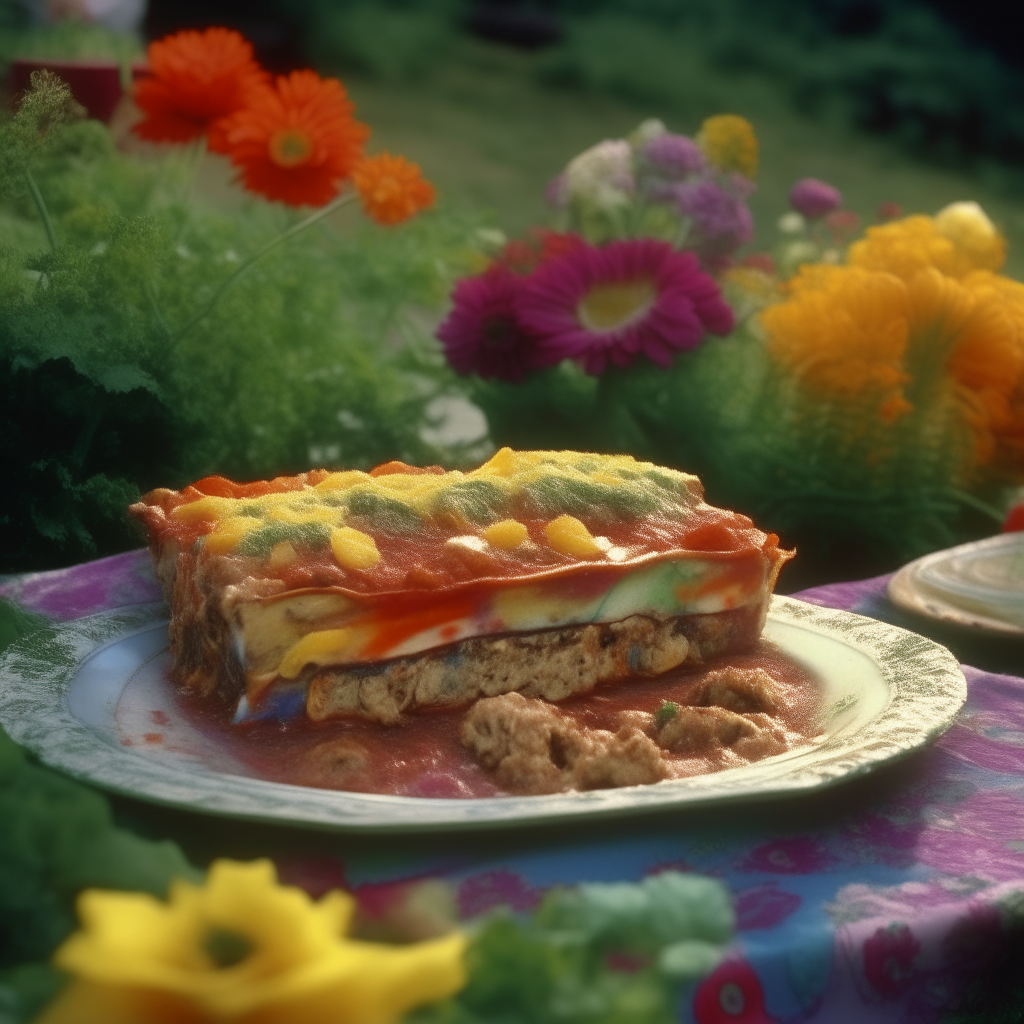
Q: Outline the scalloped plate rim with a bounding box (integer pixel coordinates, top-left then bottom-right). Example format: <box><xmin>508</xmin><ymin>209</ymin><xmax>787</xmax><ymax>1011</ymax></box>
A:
<box><xmin>0</xmin><ymin>596</ymin><xmax>966</xmax><ymax>833</ymax></box>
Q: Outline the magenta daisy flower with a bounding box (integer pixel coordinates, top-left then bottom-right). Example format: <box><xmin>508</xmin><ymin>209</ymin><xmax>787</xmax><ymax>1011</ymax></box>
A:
<box><xmin>516</xmin><ymin>239</ymin><xmax>734</xmax><ymax>375</ymax></box>
<box><xmin>437</xmin><ymin>266</ymin><xmax>547</xmax><ymax>382</ymax></box>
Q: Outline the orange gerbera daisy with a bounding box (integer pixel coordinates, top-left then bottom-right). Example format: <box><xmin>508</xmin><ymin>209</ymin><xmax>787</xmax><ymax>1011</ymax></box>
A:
<box><xmin>133</xmin><ymin>28</ymin><xmax>267</xmax><ymax>150</ymax></box>
<box><xmin>351</xmin><ymin>152</ymin><xmax>436</xmax><ymax>224</ymax></box>
<box><xmin>220</xmin><ymin>70</ymin><xmax>369</xmax><ymax>208</ymax></box>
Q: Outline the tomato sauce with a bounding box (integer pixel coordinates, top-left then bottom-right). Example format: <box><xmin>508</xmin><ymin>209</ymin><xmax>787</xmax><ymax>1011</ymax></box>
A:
<box><xmin>177</xmin><ymin>640</ymin><xmax>821</xmax><ymax>799</ymax></box>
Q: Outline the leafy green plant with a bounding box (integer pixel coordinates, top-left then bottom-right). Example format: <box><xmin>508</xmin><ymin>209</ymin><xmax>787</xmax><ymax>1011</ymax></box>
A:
<box><xmin>411</xmin><ymin>872</ymin><xmax>733</xmax><ymax>1024</ymax></box>
<box><xmin>0</xmin><ymin>721</ymin><xmax>198</xmax><ymax>1023</ymax></box>
<box><xmin>0</xmin><ymin>71</ymin><xmax>483</xmax><ymax>572</ymax></box>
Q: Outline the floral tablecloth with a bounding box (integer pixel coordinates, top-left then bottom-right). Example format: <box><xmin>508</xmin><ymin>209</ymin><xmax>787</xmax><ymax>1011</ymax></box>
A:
<box><xmin>3</xmin><ymin>551</ymin><xmax>1023</xmax><ymax>1023</ymax></box>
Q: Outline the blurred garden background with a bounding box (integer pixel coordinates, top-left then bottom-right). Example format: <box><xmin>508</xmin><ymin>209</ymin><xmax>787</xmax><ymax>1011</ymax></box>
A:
<box><xmin>2</xmin><ymin>0</ymin><xmax>1024</xmax><ymax>585</ymax></box>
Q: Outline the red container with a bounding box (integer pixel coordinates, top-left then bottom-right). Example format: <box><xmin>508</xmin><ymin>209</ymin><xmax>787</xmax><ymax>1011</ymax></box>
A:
<box><xmin>10</xmin><ymin>58</ymin><xmax>124</xmax><ymax>122</ymax></box>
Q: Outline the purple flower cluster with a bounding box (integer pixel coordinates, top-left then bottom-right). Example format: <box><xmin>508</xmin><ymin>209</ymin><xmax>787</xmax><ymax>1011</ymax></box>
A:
<box><xmin>675</xmin><ymin>176</ymin><xmax>755</xmax><ymax>270</ymax></box>
<box><xmin>642</xmin><ymin>133</ymin><xmax>706</xmax><ymax>178</ymax></box>
<box><xmin>636</xmin><ymin>129</ymin><xmax>756</xmax><ymax>271</ymax></box>
<box><xmin>437</xmin><ymin>238</ymin><xmax>734</xmax><ymax>380</ymax></box>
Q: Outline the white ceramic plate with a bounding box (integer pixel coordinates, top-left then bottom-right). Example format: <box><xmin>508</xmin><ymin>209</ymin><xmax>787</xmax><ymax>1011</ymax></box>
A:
<box><xmin>0</xmin><ymin>597</ymin><xmax>965</xmax><ymax>833</ymax></box>
<box><xmin>888</xmin><ymin>533</ymin><xmax>1024</xmax><ymax>638</ymax></box>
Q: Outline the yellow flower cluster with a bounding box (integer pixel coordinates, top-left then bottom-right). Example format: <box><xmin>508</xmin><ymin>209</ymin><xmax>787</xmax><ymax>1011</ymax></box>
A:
<box><xmin>36</xmin><ymin>860</ymin><xmax>467</xmax><ymax>1024</ymax></box>
<box><xmin>761</xmin><ymin>205</ymin><xmax>1024</xmax><ymax>477</ymax></box>
<box><xmin>697</xmin><ymin>114</ymin><xmax>759</xmax><ymax>179</ymax></box>
<box><xmin>848</xmin><ymin>202</ymin><xmax>1006</xmax><ymax>280</ymax></box>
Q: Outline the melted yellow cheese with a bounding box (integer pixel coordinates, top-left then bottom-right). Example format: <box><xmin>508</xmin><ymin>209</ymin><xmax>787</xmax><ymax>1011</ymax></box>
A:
<box><xmin>330</xmin><ymin>526</ymin><xmax>381</xmax><ymax>571</ymax></box>
<box><xmin>483</xmin><ymin>519</ymin><xmax>529</xmax><ymax>550</ymax></box>
<box><xmin>544</xmin><ymin>515</ymin><xmax>603</xmax><ymax>559</ymax></box>
<box><xmin>170</xmin><ymin>449</ymin><xmax>704</xmax><ymax>573</ymax></box>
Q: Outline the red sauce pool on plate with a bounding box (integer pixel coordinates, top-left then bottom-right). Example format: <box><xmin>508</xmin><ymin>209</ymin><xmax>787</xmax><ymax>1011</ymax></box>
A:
<box><xmin>176</xmin><ymin>640</ymin><xmax>821</xmax><ymax>798</ymax></box>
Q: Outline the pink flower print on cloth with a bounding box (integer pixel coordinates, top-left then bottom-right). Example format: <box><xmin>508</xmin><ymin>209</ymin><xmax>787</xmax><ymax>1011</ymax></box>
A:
<box><xmin>739</xmin><ymin>837</ymin><xmax>838</xmax><ymax>875</ymax></box>
<box><xmin>831</xmin><ymin>887</ymin><xmax>1017</xmax><ymax>1021</ymax></box>
<box><xmin>693</xmin><ymin>958</ymin><xmax>778</xmax><ymax>1024</ymax></box>
<box><xmin>914</xmin><ymin>789</ymin><xmax>1024</xmax><ymax>882</ymax></box>
<box><xmin>733</xmin><ymin>883</ymin><xmax>802</xmax><ymax>931</ymax></box>
<box><xmin>457</xmin><ymin>868</ymin><xmax>544</xmax><ymax>918</ymax></box>
<box><xmin>941</xmin><ymin>667</ymin><xmax>1024</xmax><ymax>774</ymax></box>
<box><xmin>863</xmin><ymin>922</ymin><xmax>921</xmax><ymax>998</ymax></box>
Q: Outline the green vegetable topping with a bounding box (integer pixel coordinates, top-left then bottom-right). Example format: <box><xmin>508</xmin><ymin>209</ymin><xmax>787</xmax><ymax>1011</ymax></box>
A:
<box><xmin>521</xmin><ymin>473</ymin><xmax>663</xmax><ymax>523</ymax></box>
<box><xmin>655</xmin><ymin>701</ymin><xmax>679</xmax><ymax>727</ymax></box>
<box><xmin>345</xmin><ymin>490</ymin><xmax>421</xmax><ymax>534</ymax></box>
<box><xmin>432</xmin><ymin>479</ymin><xmax>508</xmax><ymax>526</ymax></box>
<box><xmin>235</xmin><ymin>521</ymin><xmax>331</xmax><ymax>558</ymax></box>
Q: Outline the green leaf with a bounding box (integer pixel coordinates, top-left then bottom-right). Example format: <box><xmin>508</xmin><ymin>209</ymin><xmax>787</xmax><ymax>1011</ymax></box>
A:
<box><xmin>95</xmin><ymin>364</ymin><xmax>161</xmax><ymax>396</ymax></box>
<box><xmin>657</xmin><ymin>940</ymin><xmax>724</xmax><ymax>982</ymax></box>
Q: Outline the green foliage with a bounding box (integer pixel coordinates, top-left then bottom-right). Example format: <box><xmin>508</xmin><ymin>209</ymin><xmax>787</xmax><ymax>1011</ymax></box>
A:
<box><xmin>0</xmin><ymin>72</ymin><xmax>485</xmax><ymax>572</ymax></box>
<box><xmin>535</xmin><ymin>0</ymin><xmax>1024</xmax><ymax>168</ymax></box>
<box><xmin>296</xmin><ymin>0</ymin><xmax>1024</xmax><ymax>171</ymax></box>
<box><xmin>0</xmin><ymin>15</ymin><xmax>141</xmax><ymax>67</ymax></box>
<box><xmin>0</xmin><ymin>964</ymin><xmax>63</xmax><ymax>1024</ymax></box>
<box><xmin>0</xmin><ymin>69</ymin><xmax>82</xmax><ymax>178</ymax></box>
<box><xmin>0</xmin><ymin>723</ymin><xmax>198</xmax><ymax>1021</ymax></box>
<box><xmin>305</xmin><ymin>0</ymin><xmax>461</xmax><ymax>84</ymax></box>
<box><xmin>410</xmin><ymin>872</ymin><xmax>732</xmax><ymax>1024</ymax></box>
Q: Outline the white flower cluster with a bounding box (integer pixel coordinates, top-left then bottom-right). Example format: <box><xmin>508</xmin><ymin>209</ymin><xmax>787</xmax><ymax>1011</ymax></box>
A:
<box><xmin>562</xmin><ymin>139</ymin><xmax>636</xmax><ymax>212</ymax></box>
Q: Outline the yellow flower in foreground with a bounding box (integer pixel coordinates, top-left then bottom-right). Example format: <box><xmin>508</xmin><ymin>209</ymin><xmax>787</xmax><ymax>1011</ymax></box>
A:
<box><xmin>760</xmin><ymin>262</ymin><xmax>1024</xmax><ymax>472</ymax></box>
<box><xmin>696</xmin><ymin>114</ymin><xmax>758</xmax><ymax>179</ymax></box>
<box><xmin>37</xmin><ymin>860</ymin><xmax>467</xmax><ymax>1024</ymax></box>
<box><xmin>848</xmin><ymin>206</ymin><xmax>1006</xmax><ymax>281</ymax></box>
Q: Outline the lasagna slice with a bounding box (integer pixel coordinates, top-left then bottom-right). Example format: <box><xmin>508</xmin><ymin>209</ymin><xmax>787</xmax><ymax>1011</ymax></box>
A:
<box><xmin>130</xmin><ymin>449</ymin><xmax>791</xmax><ymax>726</ymax></box>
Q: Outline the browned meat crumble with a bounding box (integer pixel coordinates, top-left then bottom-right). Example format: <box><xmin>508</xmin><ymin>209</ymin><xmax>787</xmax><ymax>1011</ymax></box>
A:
<box><xmin>460</xmin><ymin>666</ymin><xmax>798</xmax><ymax>795</ymax></box>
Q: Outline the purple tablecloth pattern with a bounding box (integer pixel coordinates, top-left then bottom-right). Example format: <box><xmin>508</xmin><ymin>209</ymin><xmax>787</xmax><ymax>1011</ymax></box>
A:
<box><xmin>3</xmin><ymin>554</ymin><xmax>1024</xmax><ymax>1023</ymax></box>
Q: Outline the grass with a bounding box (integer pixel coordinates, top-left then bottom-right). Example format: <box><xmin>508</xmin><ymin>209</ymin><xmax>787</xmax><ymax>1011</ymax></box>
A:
<box><xmin>311</xmin><ymin>39</ymin><xmax>1024</xmax><ymax>277</ymax></box>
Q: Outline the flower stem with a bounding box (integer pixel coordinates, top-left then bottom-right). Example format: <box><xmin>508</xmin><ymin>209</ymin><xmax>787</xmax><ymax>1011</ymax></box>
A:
<box><xmin>25</xmin><ymin>168</ymin><xmax>57</xmax><ymax>250</ymax></box>
<box><xmin>184</xmin><ymin>137</ymin><xmax>206</xmax><ymax>207</ymax></box>
<box><xmin>671</xmin><ymin>214</ymin><xmax>693</xmax><ymax>251</ymax></box>
<box><xmin>172</xmin><ymin>190</ymin><xmax>356</xmax><ymax>343</ymax></box>
<box><xmin>950</xmin><ymin>488</ymin><xmax>1006</xmax><ymax>523</ymax></box>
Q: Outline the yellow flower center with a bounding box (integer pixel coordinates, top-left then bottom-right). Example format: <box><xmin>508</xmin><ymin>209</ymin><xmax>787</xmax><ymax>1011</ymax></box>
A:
<box><xmin>577</xmin><ymin>278</ymin><xmax>657</xmax><ymax>332</ymax></box>
<box><xmin>269</xmin><ymin>129</ymin><xmax>313</xmax><ymax>168</ymax></box>
<box><xmin>203</xmin><ymin>927</ymin><xmax>254</xmax><ymax>969</ymax></box>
